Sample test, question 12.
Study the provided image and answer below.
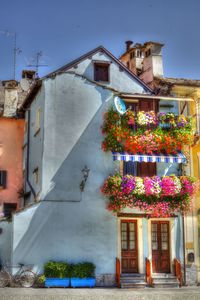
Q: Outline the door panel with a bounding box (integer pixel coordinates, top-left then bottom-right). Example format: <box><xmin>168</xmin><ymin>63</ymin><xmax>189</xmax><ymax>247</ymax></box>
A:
<box><xmin>121</xmin><ymin>220</ymin><xmax>138</xmax><ymax>273</ymax></box>
<box><xmin>152</xmin><ymin>221</ymin><xmax>170</xmax><ymax>273</ymax></box>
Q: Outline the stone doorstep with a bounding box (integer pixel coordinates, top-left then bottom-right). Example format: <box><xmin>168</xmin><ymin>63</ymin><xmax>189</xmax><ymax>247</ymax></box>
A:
<box><xmin>152</xmin><ymin>273</ymin><xmax>177</xmax><ymax>279</ymax></box>
<box><xmin>120</xmin><ymin>273</ymin><xmax>147</xmax><ymax>289</ymax></box>
<box><xmin>153</xmin><ymin>284</ymin><xmax>180</xmax><ymax>288</ymax></box>
<box><xmin>152</xmin><ymin>273</ymin><xmax>180</xmax><ymax>288</ymax></box>
<box><xmin>120</xmin><ymin>278</ymin><xmax>146</xmax><ymax>283</ymax></box>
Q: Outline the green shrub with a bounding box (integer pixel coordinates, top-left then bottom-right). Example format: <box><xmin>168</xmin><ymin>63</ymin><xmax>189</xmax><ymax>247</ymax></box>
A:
<box><xmin>71</xmin><ymin>262</ymin><xmax>95</xmax><ymax>278</ymax></box>
<box><xmin>44</xmin><ymin>261</ymin><xmax>71</xmax><ymax>278</ymax></box>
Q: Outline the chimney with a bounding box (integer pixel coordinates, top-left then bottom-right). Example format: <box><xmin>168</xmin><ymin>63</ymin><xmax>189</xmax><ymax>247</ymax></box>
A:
<box><xmin>22</xmin><ymin>70</ymin><xmax>36</xmax><ymax>80</ymax></box>
<box><xmin>125</xmin><ymin>40</ymin><xmax>133</xmax><ymax>51</ymax></box>
<box><xmin>138</xmin><ymin>42</ymin><xmax>164</xmax><ymax>84</ymax></box>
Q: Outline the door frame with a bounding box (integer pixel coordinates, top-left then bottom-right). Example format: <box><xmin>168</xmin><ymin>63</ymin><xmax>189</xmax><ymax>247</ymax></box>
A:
<box><xmin>148</xmin><ymin>218</ymin><xmax>175</xmax><ymax>273</ymax></box>
<box><xmin>117</xmin><ymin>217</ymin><xmax>144</xmax><ymax>274</ymax></box>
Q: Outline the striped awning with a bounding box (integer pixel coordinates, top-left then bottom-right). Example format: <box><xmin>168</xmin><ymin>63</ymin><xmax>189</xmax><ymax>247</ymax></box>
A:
<box><xmin>112</xmin><ymin>152</ymin><xmax>187</xmax><ymax>164</ymax></box>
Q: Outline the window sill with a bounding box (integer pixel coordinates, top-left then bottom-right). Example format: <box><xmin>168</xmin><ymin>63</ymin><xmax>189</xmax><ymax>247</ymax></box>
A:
<box><xmin>94</xmin><ymin>80</ymin><xmax>110</xmax><ymax>84</ymax></box>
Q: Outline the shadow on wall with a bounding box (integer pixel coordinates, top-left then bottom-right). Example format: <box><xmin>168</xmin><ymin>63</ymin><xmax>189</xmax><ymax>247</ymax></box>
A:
<box><xmin>175</xmin><ymin>216</ymin><xmax>183</xmax><ymax>262</ymax></box>
<box><xmin>13</xmin><ymin>86</ymin><xmax>117</xmax><ymax>274</ymax></box>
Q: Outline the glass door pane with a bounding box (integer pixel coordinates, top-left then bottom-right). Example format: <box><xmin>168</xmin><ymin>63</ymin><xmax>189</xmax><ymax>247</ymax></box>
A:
<box><xmin>161</xmin><ymin>223</ymin><xmax>168</xmax><ymax>250</ymax></box>
<box><xmin>151</xmin><ymin>223</ymin><xmax>158</xmax><ymax>250</ymax></box>
<box><xmin>129</xmin><ymin>222</ymin><xmax>136</xmax><ymax>250</ymax></box>
<box><xmin>121</xmin><ymin>222</ymin><xmax>128</xmax><ymax>250</ymax></box>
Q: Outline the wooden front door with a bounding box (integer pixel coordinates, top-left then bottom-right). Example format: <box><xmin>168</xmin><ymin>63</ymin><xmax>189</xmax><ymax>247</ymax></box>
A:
<box><xmin>151</xmin><ymin>221</ymin><xmax>170</xmax><ymax>273</ymax></box>
<box><xmin>121</xmin><ymin>220</ymin><xmax>138</xmax><ymax>273</ymax></box>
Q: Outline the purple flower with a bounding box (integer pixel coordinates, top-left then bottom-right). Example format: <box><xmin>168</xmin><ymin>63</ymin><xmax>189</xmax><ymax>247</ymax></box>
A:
<box><xmin>122</xmin><ymin>175</ymin><xmax>136</xmax><ymax>194</ymax></box>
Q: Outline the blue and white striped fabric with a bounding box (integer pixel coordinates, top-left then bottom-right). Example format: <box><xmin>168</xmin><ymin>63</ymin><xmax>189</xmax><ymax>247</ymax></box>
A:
<box><xmin>112</xmin><ymin>152</ymin><xmax>187</xmax><ymax>164</ymax></box>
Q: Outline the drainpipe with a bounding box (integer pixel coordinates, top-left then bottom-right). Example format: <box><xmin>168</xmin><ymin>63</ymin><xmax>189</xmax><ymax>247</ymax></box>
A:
<box><xmin>26</xmin><ymin>110</ymin><xmax>36</xmax><ymax>199</ymax></box>
<box><xmin>182</xmin><ymin>213</ymin><xmax>186</xmax><ymax>285</ymax></box>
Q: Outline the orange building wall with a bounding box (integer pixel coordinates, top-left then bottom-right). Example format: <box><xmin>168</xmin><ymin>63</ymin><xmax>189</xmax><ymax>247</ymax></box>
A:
<box><xmin>0</xmin><ymin>118</ymin><xmax>24</xmax><ymax>214</ymax></box>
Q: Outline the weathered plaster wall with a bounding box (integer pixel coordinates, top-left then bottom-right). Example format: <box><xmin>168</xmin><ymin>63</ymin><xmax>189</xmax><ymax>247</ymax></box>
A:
<box><xmin>2</xmin><ymin>81</ymin><xmax>30</xmax><ymax>118</ymax></box>
<box><xmin>3</xmin><ymin>89</ymin><xmax>18</xmax><ymax>117</ymax></box>
<box><xmin>0</xmin><ymin>119</ymin><xmax>24</xmax><ymax>213</ymax></box>
<box><xmin>0</xmin><ymin>220</ymin><xmax>12</xmax><ymax>266</ymax></box>
<box><xmin>69</xmin><ymin>52</ymin><xmax>148</xmax><ymax>94</ymax></box>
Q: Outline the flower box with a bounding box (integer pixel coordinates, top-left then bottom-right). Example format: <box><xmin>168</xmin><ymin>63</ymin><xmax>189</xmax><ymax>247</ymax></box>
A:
<box><xmin>45</xmin><ymin>278</ymin><xmax>70</xmax><ymax>288</ymax></box>
<box><xmin>101</xmin><ymin>174</ymin><xmax>197</xmax><ymax>216</ymax></box>
<box><xmin>71</xmin><ymin>278</ymin><xmax>96</xmax><ymax>288</ymax></box>
<box><xmin>101</xmin><ymin>107</ymin><xmax>194</xmax><ymax>154</ymax></box>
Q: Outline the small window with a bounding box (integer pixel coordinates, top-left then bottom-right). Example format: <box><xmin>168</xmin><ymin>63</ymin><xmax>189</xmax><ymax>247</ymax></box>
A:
<box><xmin>35</xmin><ymin>108</ymin><xmax>41</xmax><ymax>135</ymax></box>
<box><xmin>136</xmin><ymin>49</ymin><xmax>142</xmax><ymax>58</ymax></box>
<box><xmin>33</xmin><ymin>167</ymin><xmax>39</xmax><ymax>184</ymax></box>
<box><xmin>94</xmin><ymin>63</ymin><xmax>109</xmax><ymax>82</ymax></box>
<box><xmin>145</xmin><ymin>49</ymin><xmax>151</xmax><ymax>57</ymax></box>
<box><xmin>0</xmin><ymin>171</ymin><xmax>7</xmax><ymax>189</ymax></box>
<box><xmin>3</xmin><ymin>203</ymin><xmax>17</xmax><ymax>218</ymax></box>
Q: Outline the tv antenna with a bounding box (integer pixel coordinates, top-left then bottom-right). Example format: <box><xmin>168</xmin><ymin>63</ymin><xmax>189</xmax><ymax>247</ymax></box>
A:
<box><xmin>27</xmin><ymin>51</ymin><xmax>48</xmax><ymax>76</ymax></box>
<box><xmin>0</xmin><ymin>30</ymin><xmax>22</xmax><ymax>80</ymax></box>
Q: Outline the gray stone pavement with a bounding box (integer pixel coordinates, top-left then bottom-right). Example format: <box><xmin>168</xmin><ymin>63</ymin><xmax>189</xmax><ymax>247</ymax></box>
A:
<box><xmin>0</xmin><ymin>287</ymin><xmax>200</xmax><ymax>300</ymax></box>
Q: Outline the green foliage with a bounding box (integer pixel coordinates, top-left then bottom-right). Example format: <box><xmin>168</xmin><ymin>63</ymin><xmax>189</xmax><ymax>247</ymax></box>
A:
<box><xmin>44</xmin><ymin>261</ymin><xmax>71</xmax><ymax>278</ymax></box>
<box><xmin>36</xmin><ymin>275</ymin><xmax>46</xmax><ymax>287</ymax></box>
<box><xmin>71</xmin><ymin>262</ymin><xmax>95</xmax><ymax>278</ymax></box>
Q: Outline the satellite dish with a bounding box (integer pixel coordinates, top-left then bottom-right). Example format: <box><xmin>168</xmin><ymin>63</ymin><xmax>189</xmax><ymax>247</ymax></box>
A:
<box><xmin>114</xmin><ymin>96</ymin><xmax>126</xmax><ymax>115</ymax></box>
<box><xmin>20</xmin><ymin>78</ymin><xmax>31</xmax><ymax>92</ymax></box>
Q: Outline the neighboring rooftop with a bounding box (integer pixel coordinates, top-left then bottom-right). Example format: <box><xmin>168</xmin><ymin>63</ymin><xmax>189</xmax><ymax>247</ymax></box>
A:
<box><xmin>154</xmin><ymin>76</ymin><xmax>200</xmax><ymax>87</ymax></box>
<box><xmin>120</xmin><ymin>40</ymin><xmax>164</xmax><ymax>57</ymax></box>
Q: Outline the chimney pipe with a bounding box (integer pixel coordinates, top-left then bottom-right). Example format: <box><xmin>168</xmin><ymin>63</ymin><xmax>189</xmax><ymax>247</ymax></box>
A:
<box><xmin>125</xmin><ymin>40</ymin><xmax>133</xmax><ymax>51</ymax></box>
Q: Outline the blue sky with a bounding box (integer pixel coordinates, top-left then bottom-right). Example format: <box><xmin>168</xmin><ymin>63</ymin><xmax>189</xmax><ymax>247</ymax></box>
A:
<box><xmin>0</xmin><ymin>0</ymin><xmax>200</xmax><ymax>80</ymax></box>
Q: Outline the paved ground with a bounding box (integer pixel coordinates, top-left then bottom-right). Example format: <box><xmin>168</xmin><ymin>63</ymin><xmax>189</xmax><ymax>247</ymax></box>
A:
<box><xmin>0</xmin><ymin>287</ymin><xmax>200</xmax><ymax>300</ymax></box>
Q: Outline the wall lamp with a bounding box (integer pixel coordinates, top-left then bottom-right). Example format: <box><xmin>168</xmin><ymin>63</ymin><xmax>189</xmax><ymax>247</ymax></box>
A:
<box><xmin>80</xmin><ymin>166</ymin><xmax>90</xmax><ymax>192</ymax></box>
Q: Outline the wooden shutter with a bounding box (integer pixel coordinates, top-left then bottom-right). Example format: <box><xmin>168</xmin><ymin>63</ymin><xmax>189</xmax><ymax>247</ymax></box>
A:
<box><xmin>94</xmin><ymin>63</ymin><xmax>109</xmax><ymax>82</ymax></box>
<box><xmin>137</xmin><ymin>162</ymin><xmax>156</xmax><ymax>177</ymax></box>
<box><xmin>0</xmin><ymin>171</ymin><xmax>7</xmax><ymax>189</ymax></box>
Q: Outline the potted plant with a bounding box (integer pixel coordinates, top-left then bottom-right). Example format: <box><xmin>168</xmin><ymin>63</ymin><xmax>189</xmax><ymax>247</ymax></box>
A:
<box><xmin>71</xmin><ymin>262</ymin><xmax>96</xmax><ymax>288</ymax></box>
<box><xmin>44</xmin><ymin>261</ymin><xmax>70</xmax><ymax>288</ymax></box>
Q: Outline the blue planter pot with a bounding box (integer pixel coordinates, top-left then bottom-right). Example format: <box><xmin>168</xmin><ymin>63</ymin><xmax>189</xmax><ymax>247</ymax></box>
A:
<box><xmin>45</xmin><ymin>278</ymin><xmax>70</xmax><ymax>288</ymax></box>
<box><xmin>71</xmin><ymin>278</ymin><xmax>96</xmax><ymax>288</ymax></box>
